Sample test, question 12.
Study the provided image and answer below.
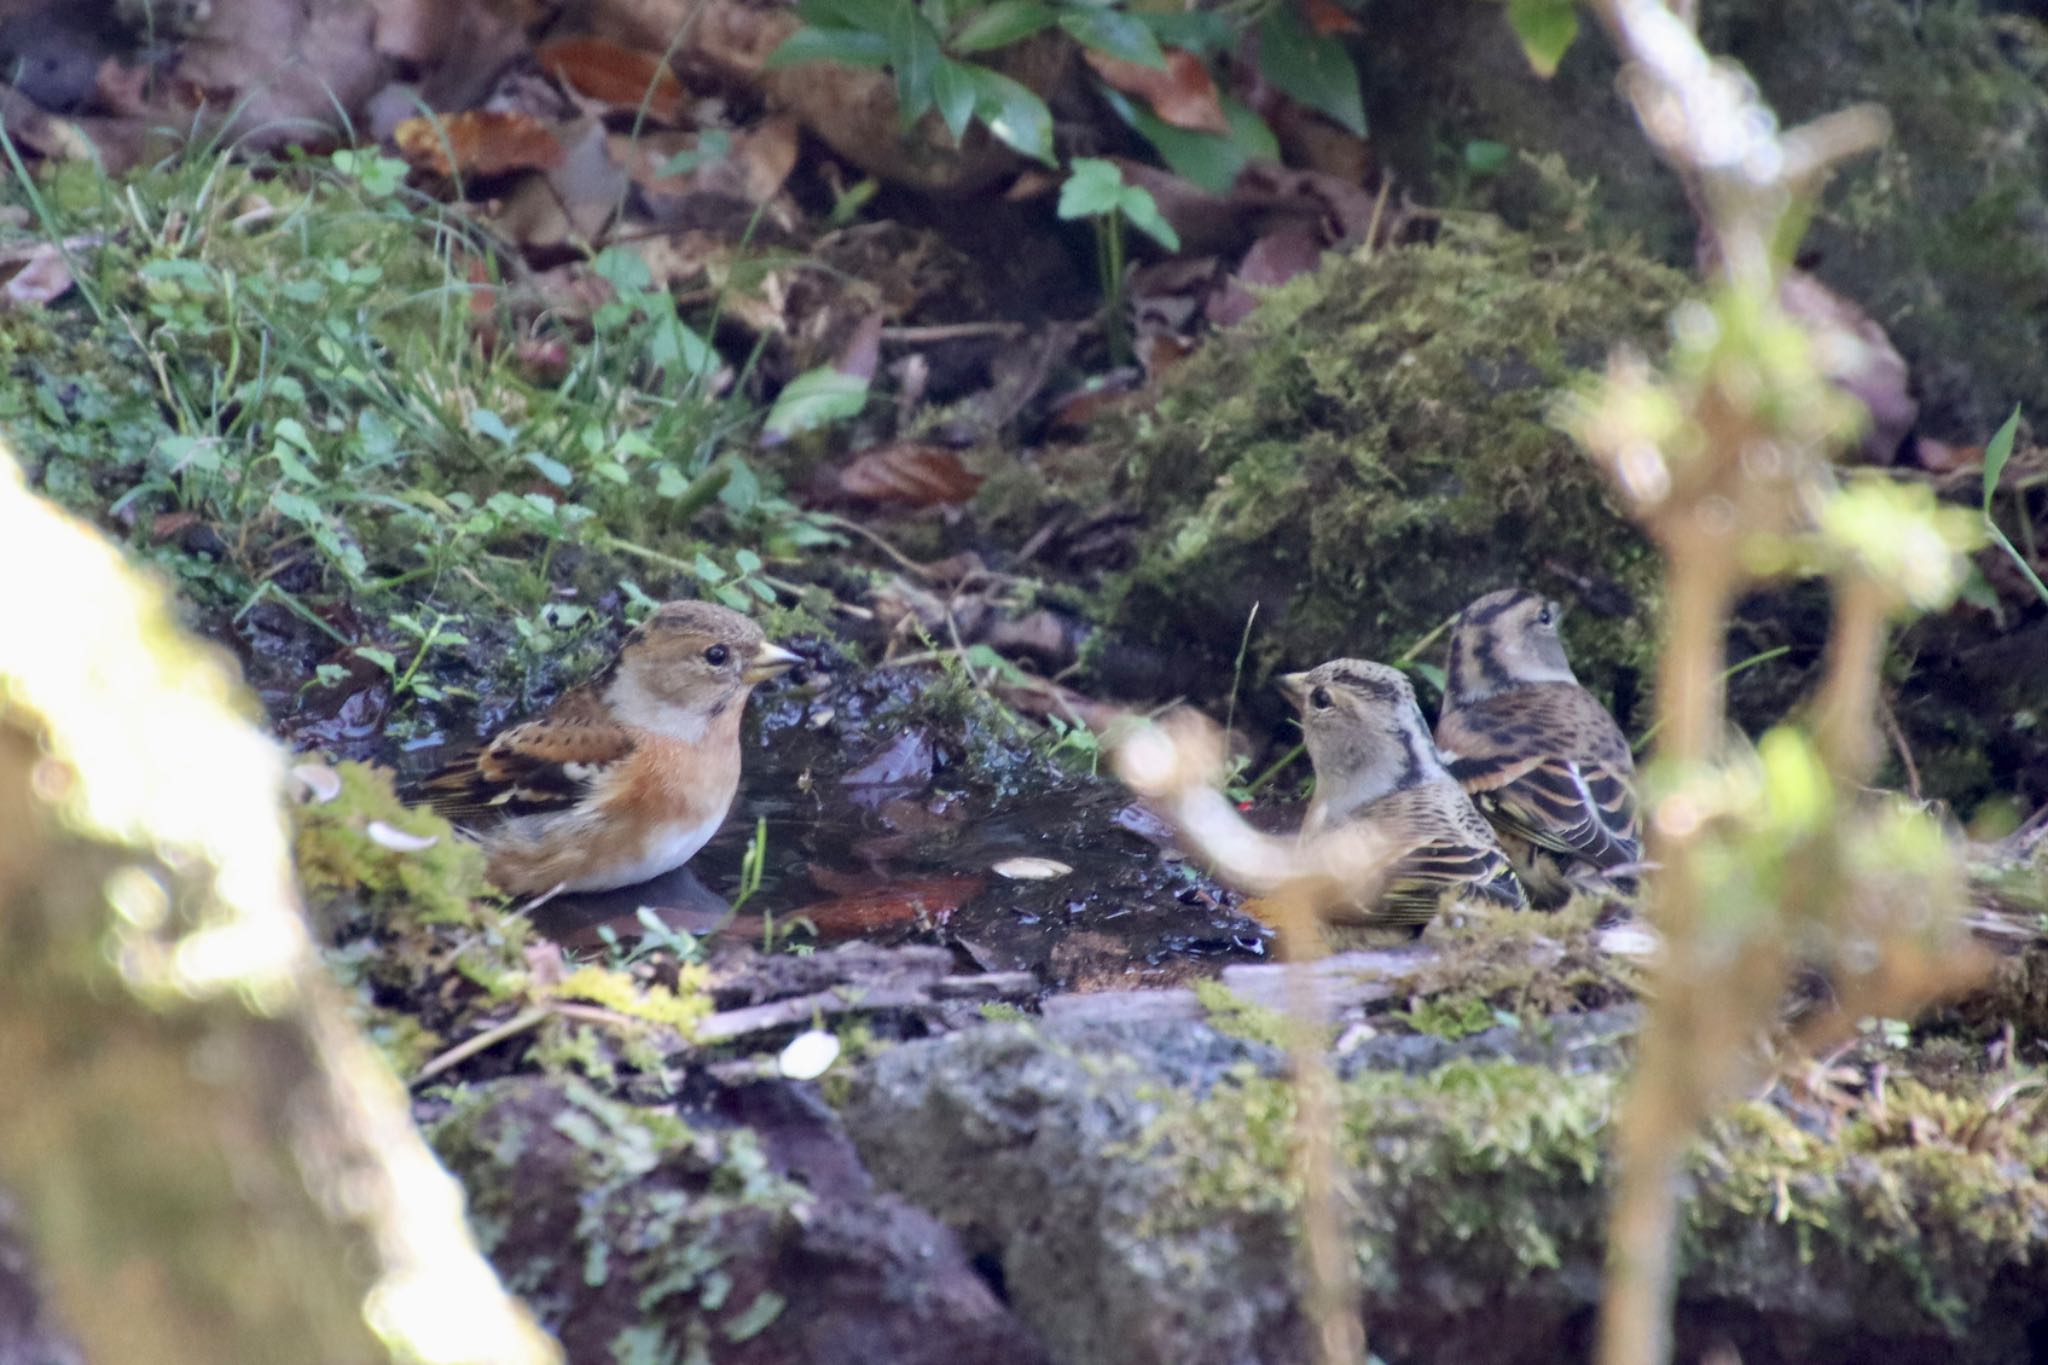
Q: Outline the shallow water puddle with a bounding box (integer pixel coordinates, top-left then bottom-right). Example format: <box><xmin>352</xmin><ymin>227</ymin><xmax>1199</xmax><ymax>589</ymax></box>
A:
<box><xmin>391</xmin><ymin>669</ymin><xmax>1271</xmax><ymax>987</ymax></box>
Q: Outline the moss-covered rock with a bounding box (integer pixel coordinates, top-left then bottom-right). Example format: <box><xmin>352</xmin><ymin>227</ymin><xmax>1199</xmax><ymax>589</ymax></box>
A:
<box><xmin>432</xmin><ymin>1076</ymin><xmax>1050</xmax><ymax>1365</ymax></box>
<box><xmin>1362</xmin><ymin>0</ymin><xmax>2048</xmax><ymax>439</ymax></box>
<box><xmin>1085</xmin><ymin>221</ymin><xmax>1683</xmax><ymax>718</ymax></box>
<box><xmin>842</xmin><ymin>1018</ymin><xmax>2048</xmax><ymax>1365</ymax></box>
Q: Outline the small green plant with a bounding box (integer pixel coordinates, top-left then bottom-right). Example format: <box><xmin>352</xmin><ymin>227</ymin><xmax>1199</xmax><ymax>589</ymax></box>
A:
<box><xmin>732</xmin><ymin>816</ymin><xmax>770</xmax><ymax>916</ymax></box>
<box><xmin>1056</xmin><ymin>159</ymin><xmax>1187</xmax><ymax>366</ymax></box>
<box><xmin>766</xmin><ymin>0</ymin><xmax>1366</xmax><ymax>189</ymax></box>
<box><xmin>1981</xmin><ymin>405</ymin><xmax>2048</xmax><ymax>605</ymax></box>
<box><xmin>595</xmin><ymin>906</ymin><xmax>711</xmax><ymax>970</ymax></box>
<box><xmin>355</xmin><ymin>608</ymin><xmax>471</xmax><ymax>709</ymax></box>
<box><xmin>1044</xmin><ymin>712</ymin><xmax>1102</xmax><ymax>775</ymax></box>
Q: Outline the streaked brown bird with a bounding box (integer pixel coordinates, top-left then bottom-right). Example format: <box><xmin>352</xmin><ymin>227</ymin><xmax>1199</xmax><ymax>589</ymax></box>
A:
<box><xmin>1434</xmin><ymin>587</ymin><xmax>1639</xmax><ymax>905</ymax></box>
<box><xmin>1282</xmin><ymin>658</ymin><xmax>1526</xmax><ymax>929</ymax></box>
<box><xmin>413</xmin><ymin>601</ymin><xmax>801</xmax><ymax>902</ymax></box>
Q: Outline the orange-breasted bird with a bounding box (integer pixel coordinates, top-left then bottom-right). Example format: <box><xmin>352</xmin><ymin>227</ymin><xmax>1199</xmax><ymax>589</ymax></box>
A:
<box><xmin>414</xmin><ymin>601</ymin><xmax>800</xmax><ymax>902</ymax></box>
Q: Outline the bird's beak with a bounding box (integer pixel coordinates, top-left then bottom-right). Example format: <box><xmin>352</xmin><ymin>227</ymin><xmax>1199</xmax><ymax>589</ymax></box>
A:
<box><xmin>1277</xmin><ymin>671</ymin><xmax>1311</xmax><ymax>710</ymax></box>
<box><xmin>743</xmin><ymin>642</ymin><xmax>804</xmax><ymax>684</ymax></box>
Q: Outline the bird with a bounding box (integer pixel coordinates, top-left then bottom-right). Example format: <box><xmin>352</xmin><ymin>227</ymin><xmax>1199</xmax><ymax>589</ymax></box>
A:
<box><xmin>412</xmin><ymin>600</ymin><xmax>801</xmax><ymax>902</ymax></box>
<box><xmin>1280</xmin><ymin>658</ymin><xmax>1526</xmax><ymax>929</ymax></box>
<box><xmin>1433</xmin><ymin>587</ymin><xmax>1639</xmax><ymax>905</ymax></box>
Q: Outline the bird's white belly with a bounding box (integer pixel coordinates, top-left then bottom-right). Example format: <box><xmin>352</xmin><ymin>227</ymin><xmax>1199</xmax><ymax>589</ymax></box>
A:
<box><xmin>568</xmin><ymin>808</ymin><xmax>728</xmax><ymax>892</ymax></box>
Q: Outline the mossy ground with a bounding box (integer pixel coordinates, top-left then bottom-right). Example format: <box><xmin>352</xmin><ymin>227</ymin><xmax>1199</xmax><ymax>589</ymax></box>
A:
<box><xmin>1137</xmin><ymin>1044</ymin><xmax>2048</xmax><ymax>1358</ymax></box>
<box><xmin>1071</xmin><ymin>220</ymin><xmax>1685</xmax><ymax>724</ymax></box>
<box><xmin>1</xmin><ymin>149</ymin><xmax>841</xmax><ymax>744</ymax></box>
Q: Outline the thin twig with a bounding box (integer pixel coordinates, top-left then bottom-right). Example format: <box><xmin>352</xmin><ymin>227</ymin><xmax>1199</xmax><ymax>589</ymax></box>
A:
<box><xmin>411</xmin><ymin>1006</ymin><xmax>551</xmax><ymax>1087</ymax></box>
<box><xmin>880</xmin><ymin>321</ymin><xmax>1027</xmax><ymax>343</ymax></box>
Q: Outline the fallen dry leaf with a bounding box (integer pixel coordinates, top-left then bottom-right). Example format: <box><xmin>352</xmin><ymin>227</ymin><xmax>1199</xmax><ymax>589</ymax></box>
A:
<box><xmin>751</xmin><ymin>873</ymin><xmax>985</xmax><ymax>939</ymax></box>
<box><xmin>992</xmin><ymin>856</ymin><xmax>1072</xmax><ymax>880</ymax></box>
<box><xmin>177</xmin><ymin>0</ymin><xmax>384</xmax><ymax>150</ymax></box>
<box><xmin>288</xmin><ymin>762</ymin><xmax>343</xmax><ymax>805</ymax></box>
<box><xmin>1913</xmin><ymin>437</ymin><xmax>1979</xmax><ymax>476</ymax></box>
<box><xmin>1301</xmin><ymin>0</ymin><xmax>1363</xmax><ymax>34</ymax></box>
<box><xmin>148</xmin><ymin>509</ymin><xmax>201</xmax><ymax>543</ymax></box>
<box><xmin>0</xmin><ymin>241</ymin><xmax>74</xmax><ymax>308</ymax></box>
<box><xmin>834</xmin><ymin>310</ymin><xmax>884</xmax><ymax>384</ymax></box>
<box><xmin>1084</xmin><ymin>47</ymin><xmax>1229</xmax><ymax>136</ymax></box>
<box><xmin>366</xmin><ymin>820</ymin><xmax>438</xmax><ymax>852</ymax></box>
<box><xmin>537</xmin><ymin>36</ymin><xmax>689</xmax><ymax>124</ymax></box>
<box><xmin>834</xmin><ymin>442</ymin><xmax>983</xmax><ymax>508</ymax></box>
<box><xmin>395</xmin><ymin>110</ymin><xmax>565</xmax><ymax>177</ymax></box>
<box><xmin>1781</xmin><ymin>268</ymin><xmax>1917</xmax><ymax>464</ymax></box>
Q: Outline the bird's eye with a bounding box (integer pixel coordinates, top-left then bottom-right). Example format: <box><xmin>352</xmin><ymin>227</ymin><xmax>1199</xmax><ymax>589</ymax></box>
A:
<box><xmin>1310</xmin><ymin>686</ymin><xmax>1333</xmax><ymax>710</ymax></box>
<box><xmin>1536</xmin><ymin>605</ymin><xmax>1555</xmax><ymax>627</ymax></box>
<box><xmin>704</xmin><ymin>644</ymin><xmax>730</xmax><ymax>666</ymax></box>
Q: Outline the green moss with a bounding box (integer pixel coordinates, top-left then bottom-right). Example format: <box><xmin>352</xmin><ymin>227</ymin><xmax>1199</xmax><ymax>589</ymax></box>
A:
<box><xmin>1391</xmin><ymin>898</ymin><xmax>1640</xmax><ymax>1030</ymax></box>
<box><xmin>1192</xmin><ymin>979</ymin><xmax>1294</xmax><ymax>1049</ymax></box>
<box><xmin>1137</xmin><ymin>1048</ymin><xmax>2048</xmax><ymax>1337</ymax></box>
<box><xmin>293</xmin><ymin>760</ymin><xmax>492</xmax><ymax>929</ymax></box>
<box><xmin>1082</xmin><ymin>220</ymin><xmax>1683</xmax><ymax>713</ymax></box>
<box><xmin>433</xmin><ymin>1077</ymin><xmax>816</xmax><ymax>1360</ymax></box>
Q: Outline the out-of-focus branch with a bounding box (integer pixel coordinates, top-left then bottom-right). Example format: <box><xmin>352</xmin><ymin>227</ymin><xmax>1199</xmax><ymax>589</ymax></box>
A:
<box><xmin>0</xmin><ymin>449</ymin><xmax>558</xmax><ymax>1365</ymax></box>
<box><xmin>1116</xmin><ymin>709</ymin><xmax>1391</xmax><ymax>1365</ymax></box>
<box><xmin>1571</xmin><ymin>8</ymin><xmax>1982</xmax><ymax>1365</ymax></box>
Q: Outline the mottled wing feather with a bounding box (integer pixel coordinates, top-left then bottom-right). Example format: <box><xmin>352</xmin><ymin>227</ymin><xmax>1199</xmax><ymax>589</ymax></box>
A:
<box><xmin>415</xmin><ymin>692</ymin><xmax>637</xmax><ymax>824</ymax></box>
<box><xmin>1327</xmin><ymin>781</ymin><xmax>1528</xmax><ymax>926</ymax></box>
<box><xmin>1438</xmin><ymin>684</ymin><xmax>1639</xmax><ymax>872</ymax></box>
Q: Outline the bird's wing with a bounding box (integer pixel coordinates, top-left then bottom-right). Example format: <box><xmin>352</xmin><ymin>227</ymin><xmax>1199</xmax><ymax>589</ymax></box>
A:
<box><xmin>414</xmin><ymin>695</ymin><xmax>637</xmax><ymax>824</ymax></box>
<box><xmin>1439</xmin><ymin>688</ymin><xmax>1639</xmax><ymax>871</ymax></box>
<box><xmin>1330</xmin><ymin>783</ymin><xmax>1527</xmax><ymax>925</ymax></box>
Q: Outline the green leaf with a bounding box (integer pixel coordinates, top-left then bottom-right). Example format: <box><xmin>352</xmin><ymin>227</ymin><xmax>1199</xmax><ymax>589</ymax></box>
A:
<box><xmin>951</xmin><ymin>0</ymin><xmax>1056</xmax><ymax>52</ymax></box>
<box><xmin>1505</xmin><ymin>0</ymin><xmax>1579</xmax><ymax>77</ymax></box>
<box><xmin>931</xmin><ymin>56</ymin><xmax>978</xmax><ymax>139</ymax></box>
<box><xmin>1133</xmin><ymin>9</ymin><xmax>1234</xmax><ymax>56</ymax></box>
<box><xmin>1464</xmin><ymin>138</ymin><xmax>1511</xmax><ymax>174</ymax></box>
<box><xmin>763</xmin><ymin>365</ymin><xmax>870</xmax><ymax>442</ymax></box>
<box><xmin>524</xmin><ymin>451</ymin><xmax>574</xmax><ymax>487</ymax></box>
<box><xmin>722</xmin><ymin>1290</ymin><xmax>787</xmax><ymax>1342</ymax></box>
<box><xmin>1983</xmin><ymin>404</ymin><xmax>2022</xmax><ymax>516</ymax></box>
<box><xmin>764</xmin><ymin>26</ymin><xmax>891</xmax><ymax>68</ymax></box>
<box><xmin>655</xmin><ymin>130</ymin><xmax>733</xmax><ymax>177</ymax></box>
<box><xmin>693</xmin><ymin>552</ymin><xmax>728</xmax><ymax>582</ymax></box>
<box><xmin>887</xmin><ymin>2</ymin><xmax>945</xmax><ymax>122</ymax></box>
<box><xmin>1058</xmin><ymin>8</ymin><xmax>1164</xmax><ymax>67</ymax></box>
<box><xmin>270</xmin><ymin>489</ymin><xmax>326</xmax><ymax>526</ymax></box>
<box><xmin>1104</xmin><ymin>87</ymin><xmax>1277</xmax><ymax>195</ymax></box>
<box><xmin>469</xmin><ymin>408</ymin><xmax>514</xmax><ymax>444</ymax></box>
<box><xmin>964</xmin><ymin>65</ymin><xmax>1055</xmax><ymax>163</ymax></box>
<box><xmin>794</xmin><ymin>0</ymin><xmax>896</xmax><ymax>30</ymax></box>
<box><xmin>648</xmin><ymin>313</ymin><xmax>720</xmax><ymax>379</ymax></box>
<box><xmin>354</xmin><ymin>646</ymin><xmax>398</xmax><ymax>674</ymax></box>
<box><xmin>591</xmin><ymin>246</ymin><xmax>653</xmax><ymax>294</ymax></box>
<box><xmin>1057</xmin><ymin>157</ymin><xmax>1126</xmax><ymax>220</ymax></box>
<box><xmin>1117</xmin><ymin>183</ymin><xmax>1180</xmax><ymax>251</ymax></box>
<box><xmin>1256</xmin><ymin>5</ymin><xmax>1364</xmax><ymax>135</ymax></box>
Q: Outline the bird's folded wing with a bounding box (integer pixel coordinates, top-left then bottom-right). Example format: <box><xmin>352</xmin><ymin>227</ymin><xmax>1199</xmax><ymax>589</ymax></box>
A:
<box><xmin>1457</xmin><ymin>752</ymin><xmax>1638</xmax><ymax>869</ymax></box>
<box><xmin>416</xmin><ymin>718</ymin><xmax>637</xmax><ymax>822</ymax></box>
<box><xmin>1370</xmin><ymin>836</ymin><xmax>1527</xmax><ymax>921</ymax></box>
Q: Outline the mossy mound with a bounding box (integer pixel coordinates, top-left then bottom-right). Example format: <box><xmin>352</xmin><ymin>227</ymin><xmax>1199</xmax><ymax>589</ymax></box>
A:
<box><xmin>1086</xmin><ymin>220</ymin><xmax>1684</xmax><ymax>717</ymax></box>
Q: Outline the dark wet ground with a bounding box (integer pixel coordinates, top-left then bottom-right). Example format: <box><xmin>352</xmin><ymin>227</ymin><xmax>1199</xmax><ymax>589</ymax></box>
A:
<box><xmin>529</xmin><ymin>670</ymin><xmax>1273</xmax><ymax>988</ymax></box>
<box><xmin>235</xmin><ymin>599</ymin><xmax>1274</xmax><ymax>990</ymax></box>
